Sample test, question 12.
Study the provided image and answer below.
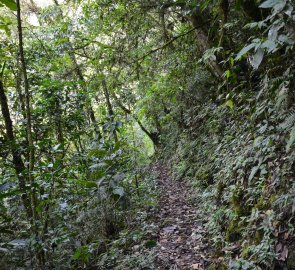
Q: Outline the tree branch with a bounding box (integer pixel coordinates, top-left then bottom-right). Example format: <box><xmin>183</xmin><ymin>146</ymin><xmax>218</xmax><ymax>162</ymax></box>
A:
<box><xmin>112</xmin><ymin>94</ymin><xmax>159</xmax><ymax>145</ymax></box>
<box><xmin>133</xmin><ymin>20</ymin><xmax>211</xmax><ymax>63</ymax></box>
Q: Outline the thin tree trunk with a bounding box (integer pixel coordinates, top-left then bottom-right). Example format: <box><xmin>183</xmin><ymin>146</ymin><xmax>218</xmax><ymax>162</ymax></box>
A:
<box><xmin>15</xmin><ymin>57</ymin><xmax>26</xmax><ymax>116</ymax></box>
<box><xmin>160</xmin><ymin>9</ymin><xmax>168</xmax><ymax>41</ymax></box>
<box><xmin>16</xmin><ymin>1</ymin><xmax>45</xmax><ymax>267</ymax></box>
<box><xmin>102</xmin><ymin>79</ymin><xmax>118</xmax><ymax>142</ymax></box>
<box><xmin>0</xmin><ymin>80</ymin><xmax>33</xmax><ymax>219</ymax></box>
<box><xmin>16</xmin><ymin>0</ymin><xmax>36</xmax><ymax>196</ymax></box>
<box><xmin>190</xmin><ymin>9</ymin><xmax>224</xmax><ymax>80</ymax></box>
<box><xmin>54</xmin><ymin>98</ymin><xmax>64</xmax><ymax>146</ymax></box>
<box><xmin>102</xmin><ymin>79</ymin><xmax>115</xmax><ymax>118</ymax></box>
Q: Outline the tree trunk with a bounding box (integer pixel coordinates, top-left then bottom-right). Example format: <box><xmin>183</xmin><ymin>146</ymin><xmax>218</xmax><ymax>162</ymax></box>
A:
<box><xmin>16</xmin><ymin>1</ymin><xmax>45</xmax><ymax>267</ymax></box>
<box><xmin>102</xmin><ymin>79</ymin><xmax>115</xmax><ymax>118</ymax></box>
<box><xmin>0</xmin><ymin>80</ymin><xmax>33</xmax><ymax>219</ymax></box>
<box><xmin>189</xmin><ymin>8</ymin><xmax>224</xmax><ymax>80</ymax></box>
<box><xmin>16</xmin><ymin>0</ymin><xmax>36</xmax><ymax>195</ymax></box>
<box><xmin>102</xmin><ymin>79</ymin><xmax>118</xmax><ymax>142</ymax></box>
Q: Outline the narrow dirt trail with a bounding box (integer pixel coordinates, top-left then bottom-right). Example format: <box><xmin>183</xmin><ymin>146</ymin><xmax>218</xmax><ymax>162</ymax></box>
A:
<box><xmin>153</xmin><ymin>164</ymin><xmax>209</xmax><ymax>270</ymax></box>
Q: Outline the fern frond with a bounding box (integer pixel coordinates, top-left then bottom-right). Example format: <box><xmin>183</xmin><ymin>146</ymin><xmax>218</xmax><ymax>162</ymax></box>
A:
<box><xmin>280</xmin><ymin>109</ymin><xmax>295</xmax><ymax>130</ymax></box>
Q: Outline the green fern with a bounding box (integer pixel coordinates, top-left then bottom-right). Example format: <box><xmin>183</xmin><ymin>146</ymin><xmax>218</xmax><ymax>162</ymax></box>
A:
<box><xmin>280</xmin><ymin>109</ymin><xmax>295</xmax><ymax>130</ymax></box>
<box><xmin>280</xmin><ymin>109</ymin><xmax>295</xmax><ymax>151</ymax></box>
<box><xmin>287</xmin><ymin>125</ymin><xmax>295</xmax><ymax>151</ymax></box>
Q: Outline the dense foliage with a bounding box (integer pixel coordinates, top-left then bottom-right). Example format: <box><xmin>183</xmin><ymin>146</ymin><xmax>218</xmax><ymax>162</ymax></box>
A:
<box><xmin>0</xmin><ymin>0</ymin><xmax>294</xmax><ymax>269</ymax></box>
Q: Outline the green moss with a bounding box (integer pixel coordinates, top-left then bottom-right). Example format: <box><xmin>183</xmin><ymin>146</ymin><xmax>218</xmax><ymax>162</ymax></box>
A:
<box><xmin>255</xmin><ymin>196</ymin><xmax>271</xmax><ymax>210</ymax></box>
<box><xmin>208</xmin><ymin>265</ymin><xmax>216</xmax><ymax>270</ymax></box>
<box><xmin>195</xmin><ymin>166</ymin><xmax>212</xmax><ymax>188</ymax></box>
<box><xmin>254</xmin><ymin>229</ymin><xmax>264</xmax><ymax>244</ymax></box>
<box><xmin>231</xmin><ymin>186</ymin><xmax>244</xmax><ymax>216</ymax></box>
<box><xmin>216</xmin><ymin>181</ymin><xmax>225</xmax><ymax>203</ymax></box>
<box><xmin>226</xmin><ymin>218</ymin><xmax>241</xmax><ymax>242</ymax></box>
<box><xmin>255</xmin><ymin>196</ymin><xmax>266</xmax><ymax>210</ymax></box>
<box><xmin>220</xmin><ymin>264</ymin><xmax>228</xmax><ymax>270</ymax></box>
<box><xmin>241</xmin><ymin>245</ymin><xmax>248</xmax><ymax>258</ymax></box>
<box><xmin>269</xmin><ymin>194</ymin><xmax>277</xmax><ymax>205</ymax></box>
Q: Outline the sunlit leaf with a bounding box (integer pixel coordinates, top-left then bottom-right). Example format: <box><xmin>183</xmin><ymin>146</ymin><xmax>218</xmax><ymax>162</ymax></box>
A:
<box><xmin>249</xmin><ymin>48</ymin><xmax>264</xmax><ymax>69</ymax></box>
<box><xmin>0</xmin><ymin>0</ymin><xmax>17</xmax><ymax>11</ymax></box>
<box><xmin>235</xmin><ymin>43</ymin><xmax>256</xmax><ymax>60</ymax></box>
<box><xmin>259</xmin><ymin>0</ymin><xmax>285</xmax><ymax>8</ymax></box>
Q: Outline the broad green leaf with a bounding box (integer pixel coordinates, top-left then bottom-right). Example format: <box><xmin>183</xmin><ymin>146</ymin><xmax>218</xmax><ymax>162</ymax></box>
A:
<box><xmin>70</xmin><ymin>179</ymin><xmax>97</xmax><ymax>188</ymax></box>
<box><xmin>8</xmin><ymin>239</ymin><xmax>27</xmax><ymax>247</ymax></box>
<box><xmin>268</xmin><ymin>23</ymin><xmax>284</xmax><ymax>41</ymax></box>
<box><xmin>0</xmin><ymin>0</ymin><xmax>17</xmax><ymax>11</ymax></box>
<box><xmin>249</xmin><ymin>48</ymin><xmax>264</xmax><ymax>69</ymax></box>
<box><xmin>235</xmin><ymin>43</ymin><xmax>256</xmax><ymax>60</ymax></box>
<box><xmin>261</xmin><ymin>40</ymin><xmax>277</xmax><ymax>53</ymax></box>
<box><xmin>73</xmin><ymin>246</ymin><xmax>89</xmax><ymax>262</ymax></box>
<box><xmin>113</xmin><ymin>186</ymin><xmax>124</xmax><ymax>197</ymax></box>
<box><xmin>89</xmin><ymin>162</ymin><xmax>106</xmax><ymax>170</ymax></box>
<box><xmin>87</xmin><ymin>149</ymin><xmax>107</xmax><ymax>158</ymax></box>
<box><xmin>73</xmin><ymin>249</ymin><xmax>81</xmax><ymax>260</ymax></box>
<box><xmin>248</xmin><ymin>166</ymin><xmax>259</xmax><ymax>183</ymax></box>
<box><xmin>225</xmin><ymin>70</ymin><xmax>231</xmax><ymax>79</ymax></box>
<box><xmin>53</xmin><ymin>144</ymin><xmax>61</xmax><ymax>151</ymax></box>
<box><xmin>0</xmin><ymin>23</ymin><xmax>10</xmax><ymax>36</ymax></box>
<box><xmin>259</xmin><ymin>0</ymin><xmax>285</xmax><ymax>8</ymax></box>
<box><xmin>226</xmin><ymin>100</ymin><xmax>234</xmax><ymax>109</ymax></box>
<box><xmin>145</xmin><ymin>240</ymin><xmax>157</xmax><ymax>248</ymax></box>
<box><xmin>0</xmin><ymin>189</ymin><xmax>22</xmax><ymax>200</ymax></box>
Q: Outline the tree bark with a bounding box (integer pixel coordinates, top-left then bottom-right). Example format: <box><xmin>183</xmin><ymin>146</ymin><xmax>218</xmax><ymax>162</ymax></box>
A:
<box><xmin>102</xmin><ymin>79</ymin><xmax>115</xmax><ymax>118</ymax></box>
<box><xmin>0</xmin><ymin>80</ymin><xmax>33</xmax><ymax>219</ymax></box>
<box><xmin>190</xmin><ymin>9</ymin><xmax>224</xmax><ymax>80</ymax></box>
<box><xmin>102</xmin><ymin>79</ymin><xmax>118</xmax><ymax>142</ymax></box>
<box><xmin>16</xmin><ymin>0</ymin><xmax>35</xmax><ymax>188</ymax></box>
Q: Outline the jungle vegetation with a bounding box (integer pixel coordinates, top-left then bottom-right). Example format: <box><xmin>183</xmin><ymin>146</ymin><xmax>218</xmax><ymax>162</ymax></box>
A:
<box><xmin>0</xmin><ymin>0</ymin><xmax>294</xmax><ymax>269</ymax></box>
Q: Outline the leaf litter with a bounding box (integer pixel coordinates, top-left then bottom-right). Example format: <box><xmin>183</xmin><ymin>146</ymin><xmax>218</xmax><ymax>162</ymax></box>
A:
<box><xmin>152</xmin><ymin>164</ymin><xmax>211</xmax><ymax>270</ymax></box>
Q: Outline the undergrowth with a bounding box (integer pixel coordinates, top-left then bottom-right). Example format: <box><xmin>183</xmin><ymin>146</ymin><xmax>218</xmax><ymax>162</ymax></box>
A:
<box><xmin>163</xmin><ymin>66</ymin><xmax>295</xmax><ymax>269</ymax></box>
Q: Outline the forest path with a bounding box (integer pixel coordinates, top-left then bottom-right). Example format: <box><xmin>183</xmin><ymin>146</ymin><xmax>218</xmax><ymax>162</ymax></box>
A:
<box><xmin>153</xmin><ymin>163</ymin><xmax>210</xmax><ymax>270</ymax></box>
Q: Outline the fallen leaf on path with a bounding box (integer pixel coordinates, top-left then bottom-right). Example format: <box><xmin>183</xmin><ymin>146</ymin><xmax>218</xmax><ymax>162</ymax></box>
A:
<box><xmin>163</xmin><ymin>225</ymin><xmax>177</xmax><ymax>233</ymax></box>
<box><xmin>192</xmin><ymin>263</ymin><xmax>204</xmax><ymax>270</ymax></box>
